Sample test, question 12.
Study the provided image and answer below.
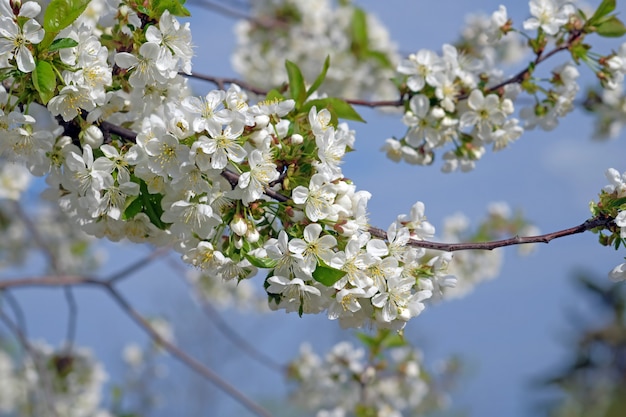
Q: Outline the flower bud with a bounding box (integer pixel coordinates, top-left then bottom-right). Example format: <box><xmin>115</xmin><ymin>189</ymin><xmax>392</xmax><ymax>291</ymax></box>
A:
<box><xmin>230</xmin><ymin>215</ymin><xmax>248</xmax><ymax>236</ymax></box>
<box><xmin>246</xmin><ymin>226</ymin><xmax>260</xmax><ymax>243</ymax></box>
<box><xmin>82</xmin><ymin>125</ymin><xmax>104</xmax><ymax>148</ymax></box>
<box><xmin>290</xmin><ymin>133</ymin><xmax>304</xmax><ymax>145</ymax></box>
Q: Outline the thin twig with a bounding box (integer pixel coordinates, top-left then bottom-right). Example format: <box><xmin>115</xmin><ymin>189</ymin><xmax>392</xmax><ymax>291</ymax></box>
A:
<box><xmin>0</xmin><ymin>276</ymin><xmax>275</xmax><ymax>417</ymax></box>
<box><xmin>102</xmin><ymin>285</ymin><xmax>275</xmax><ymax>417</ymax></box>
<box><xmin>187</xmin><ymin>0</ymin><xmax>287</xmax><ymax>29</ymax></box>
<box><xmin>2</xmin><ymin>290</ymin><xmax>28</xmax><ymax>339</ymax></box>
<box><xmin>182</xmin><ymin>72</ymin><xmax>270</xmax><ymax>96</ymax></box>
<box><xmin>165</xmin><ymin>257</ymin><xmax>286</xmax><ymax>373</ymax></box>
<box><xmin>63</xmin><ymin>287</ymin><xmax>77</xmax><ymax>351</ymax></box>
<box><xmin>104</xmin><ymin>246</ymin><xmax>171</xmax><ymax>284</ymax></box>
<box><xmin>368</xmin><ymin>216</ymin><xmax>612</xmax><ymax>252</ymax></box>
<box><xmin>11</xmin><ymin>201</ymin><xmax>79</xmax><ymax>352</ymax></box>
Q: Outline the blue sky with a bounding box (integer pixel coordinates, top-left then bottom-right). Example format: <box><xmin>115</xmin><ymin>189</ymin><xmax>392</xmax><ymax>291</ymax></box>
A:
<box><xmin>5</xmin><ymin>1</ymin><xmax>626</xmax><ymax>416</ymax></box>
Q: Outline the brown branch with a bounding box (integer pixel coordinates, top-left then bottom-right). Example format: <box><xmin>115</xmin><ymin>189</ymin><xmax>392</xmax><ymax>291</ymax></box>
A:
<box><xmin>182</xmin><ymin>72</ymin><xmax>270</xmax><ymax>96</ymax></box>
<box><xmin>0</xmin><ymin>275</ymin><xmax>275</xmax><ymax>417</ymax></box>
<box><xmin>368</xmin><ymin>216</ymin><xmax>612</xmax><ymax>252</ymax></box>
<box><xmin>187</xmin><ymin>0</ymin><xmax>287</xmax><ymax>30</ymax></box>
<box><xmin>102</xmin><ymin>285</ymin><xmax>275</xmax><ymax>417</ymax></box>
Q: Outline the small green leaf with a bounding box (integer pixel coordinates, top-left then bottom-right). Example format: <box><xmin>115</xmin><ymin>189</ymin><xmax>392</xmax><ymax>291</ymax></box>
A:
<box><xmin>380</xmin><ymin>332</ymin><xmax>407</xmax><ymax>349</ymax></box>
<box><xmin>364</xmin><ymin>50</ymin><xmax>393</xmax><ymax>68</ymax></box>
<box><xmin>285</xmin><ymin>60</ymin><xmax>306</xmax><ymax>107</ymax></box>
<box><xmin>32</xmin><ymin>60</ymin><xmax>57</xmax><ymax>104</ymax></box>
<box><xmin>303</xmin><ymin>98</ymin><xmax>366</xmax><ymax>123</ymax></box>
<box><xmin>306</xmin><ymin>55</ymin><xmax>330</xmax><ymax>99</ymax></box>
<box><xmin>596</xmin><ymin>16</ymin><xmax>626</xmax><ymax>37</ymax></box>
<box><xmin>350</xmin><ymin>7</ymin><xmax>369</xmax><ymax>58</ymax></box>
<box><xmin>122</xmin><ymin>196</ymin><xmax>143</xmax><ymax>220</ymax></box>
<box><xmin>312</xmin><ymin>264</ymin><xmax>346</xmax><ymax>286</ymax></box>
<box><xmin>42</xmin><ymin>0</ymin><xmax>90</xmax><ymax>48</ymax></box>
<box><xmin>244</xmin><ymin>254</ymin><xmax>277</xmax><ymax>269</ymax></box>
<box><xmin>355</xmin><ymin>332</ymin><xmax>377</xmax><ymax>348</ymax></box>
<box><xmin>589</xmin><ymin>0</ymin><xmax>616</xmax><ymax>25</ymax></box>
<box><xmin>139</xmin><ymin>180</ymin><xmax>166</xmax><ymax>229</ymax></box>
<box><xmin>608</xmin><ymin>197</ymin><xmax>626</xmax><ymax>209</ymax></box>
<box><xmin>152</xmin><ymin>0</ymin><xmax>190</xmax><ymax>17</ymax></box>
<box><xmin>48</xmin><ymin>38</ymin><xmax>79</xmax><ymax>52</ymax></box>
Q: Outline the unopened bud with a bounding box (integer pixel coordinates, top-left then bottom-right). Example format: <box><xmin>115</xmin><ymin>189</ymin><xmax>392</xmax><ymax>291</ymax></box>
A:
<box><xmin>82</xmin><ymin>125</ymin><xmax>104</xmax><ymax>148</ymax></box>
<box><xmin>291</xmin><ymin>133</ymin><xmax>304</xmax><ymax>145</ymax></box>
<box><xmin>230</xmin><ymin>215</ymin><xmax>248</xmax><ymax>236</ymax></box>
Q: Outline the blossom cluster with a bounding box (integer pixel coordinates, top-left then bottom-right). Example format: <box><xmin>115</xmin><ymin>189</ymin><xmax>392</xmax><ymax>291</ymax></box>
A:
<box><xmin>0</xmin><ymin>0</ymin><xmax>455</xmax><ymax>331</ymax></box>
<box><xmin>385</xmin><ymin>0</ymin><xmax>626</xmax><ymax>172</ymax></box>
<box><xmin>595</xmin><ymin>168</ymin><xmax>626</xmax><ymax>281</ymax></box>
<box><xmin>232</xmin><ymin>0</ymin><xmax>400</xmax><ymax>101</ymax></box>
<box><xmin>287</xmin><ymin>338</ymin><xmax>457</xmax><ymax>417</ymax></box>
<box><xmin>0</xmin><ymin>343</ymin><xmax>108</xmax><ymax>417</ymax></box>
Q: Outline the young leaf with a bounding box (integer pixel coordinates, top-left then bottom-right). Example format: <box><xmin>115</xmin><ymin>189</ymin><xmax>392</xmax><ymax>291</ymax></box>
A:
<box><xmin>312</xmin><ymin>264</ymin><xmax>346</xmax><ymax>287</ymax></box>
<box><xmin>306</xmin><ymin>56</ymin><xmax>330</xmax><ymax>99</ymax></box>
<box><xmin>596</xmin><ymin>16</ymin><xmax>626</xmax><ymax>37</ymax></box>
<box><xmin>302</xmin><ymin>98</ymin><xmax>366</xmax><ymax>124</ymax></box>
<box><xmin>122</xmin><ymin>196</ymin><xmax>143</xmax><ymax>220</ymax></box>
<box><xmin>350</xmin><ymin>7</ymin><xmax>369</xmax><ymax>58</ymax></box>
<box><xmin>285</xmin><ymin>60</ymin><xmax>306</xmax><ymax>107</ymax></box>
<box><xmin>244</xmin><ymin>254</ymin><xmax>278</xmax><ymax>269</ymax></box>
<box><xmin>588</xmin><ymin>0</ymin><xmax>616</xmax><ymax>25</ymax></box>
<box><xmin>32</xmin><ymin>60</ymin><xmax>57</xmax><ymax>104</ymax></box>
<box><xmin>48</xmin><ymin>38</ymin><xmax>79</xmax><ymax>52</ymax></box>
<box><xmin>42</xmin><ymin>0</ymin><xmax>90</xmax><ymax>48</ymax></box>
<box><xmin>152</xmin><ymin>0</ymin><xmax>191</xmax><ymax>17</ymax></box>
<box><xmin>139</xmin><ymin>181</ymin><xmax>166</xmax><ymax>229</ymax></box>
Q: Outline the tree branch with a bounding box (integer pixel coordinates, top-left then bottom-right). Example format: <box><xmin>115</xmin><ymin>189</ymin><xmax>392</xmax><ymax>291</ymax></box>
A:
<box><xmin>0</xmin><ymin>275</ymin><xmax>275</xmax><ymax>417</ymax></box>
<box><xmin>368</xmin><ymin>216</ymin><xmax>613</xmax><ymax>252</ymax></box>
<box><xmin>187</xmin><ymin>0</ymin><xmax>287</xmax><ymax>29</ymax></box>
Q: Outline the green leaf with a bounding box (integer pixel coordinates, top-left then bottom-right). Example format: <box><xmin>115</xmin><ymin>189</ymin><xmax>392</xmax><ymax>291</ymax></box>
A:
<box><xmin>32</xmin><ymin>60</ymin><xmax>57</xmax><ymax>104</ymax></box>
<box><xmin>152</xmin><ymin>0</ymin><xmax>191</xmax><ymax>17</ymax></box>
<box><xmin>42</xmin><ymin>0</ymin><xmax>90</xmax><ymax>48</ymax></box>
<box><xmin>364</xmin><ymin>50</ymin><xmax>393</xmax><ymax>68</ymax></box>
<box><xmin>244</xmin><ymin>254</ymin><xmax>277</xmax><ymax>269</ymax></box>
<box><xmin>303</xmin><ymin>98</ymin><xmax>366</xmax><ymax>123</ymax></box>
<box><xmin>350</xmin><ymin>7</ymin><xmax>369</xmax><ymax>58</ymax></box>
<box><xmin>312</xmin><ymin>264</ymin><xmax>346</xmax><ymax>286</ymax></box>
<box><xmin>596</xmin><ymin>16</ymin><xmax>626</xmax><ymax>37</ymax></box>
<box><xmin>306</xmin><ymin>56</ymin><xmax>330</xmax><ymax>99</ymax></box>
<box><xmin>355</xmin><ymin>332</ymin><xmax>377</xmax><ymax>348</ymax></box>
<box><xmin>569</xmin><ymin>42</ymin><xmax>591</xmax><ymax>64</ymax></box>
<box><xmin>380</xmin><ymin>332</ymin><xmax>407</xmax><ymax>349</ymax></box>
<box><xmin>139</xmin><ymin>181</ymin><xmax>166</xmax><ymax>229</ymax></box>
<box><xmin>285</xmin><ymin>60</ymin><xmax>306</xmax><ymax>107</ymax></box>
<box><xmin>48</xmin><ymin>38</ymin><xmax>79</xmax><ymax>52</ymax></box>
<box><xmin>608</xmin><ymin>197</ymin><xmax>626</xmax><ymax>209</ymax></box>
<box><xmin>122</xmin><ymin>196</ymin><xmax>143</xmax><ymax>220</ymax></box>
<box><xmin>589</xmin><ymin>0</ymin><xmax>615</xmax><ymax>25</ymax></box>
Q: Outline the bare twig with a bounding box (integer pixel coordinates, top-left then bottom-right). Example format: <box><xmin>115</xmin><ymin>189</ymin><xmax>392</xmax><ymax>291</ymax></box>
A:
<box><xmin>0</xmin><ymin>276</ymin><xmax>275</xmax><ymax>417</ymax></box>
<box><xmin>103</xmin><ymin>285</ymin><xmax>276</xmax><ymax>417</ymax></box>
<box><xmin>187</xmin><ymin>0</ymin><xmax>287</xmax><ymax>29</ymax></box>
<box><xmin>104</xmin><ymin>246</ymin><xmax>171</xmax><ymax>284</ymax></box>
<box><xmin>165</xmin><ymin>257</ymin><xmax>286</xmax><ymax>373</ymax></box>
<box><xmin>11</xmin><ymin>201</ymin><xmax>79</xmax><ymax>351</ymax></box>
<box><xmin>2</xmin><ymin>290</ymin><xmax>28</xmax><ymax>338</ymax></box>
<box><xmin>368</xmin><ymin>216</ymin><xmax>612</xmax><ymax>251</ymax></box>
